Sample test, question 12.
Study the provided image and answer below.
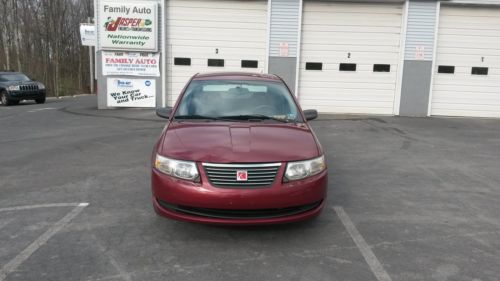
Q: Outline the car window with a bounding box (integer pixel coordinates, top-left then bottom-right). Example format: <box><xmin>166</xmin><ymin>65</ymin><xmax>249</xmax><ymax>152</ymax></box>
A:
<box><xmin>175</xmin><ymin>80</ymin><xmax>302</xmax><ymax>122</ymax></box>
<box><xmin>0</xmin><ymin>74</ymin><xmax>31</xmax><ymax>82</ymax></box>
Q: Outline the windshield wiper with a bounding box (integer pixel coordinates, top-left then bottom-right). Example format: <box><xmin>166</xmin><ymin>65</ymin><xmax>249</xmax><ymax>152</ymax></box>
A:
<box><xmin>174</xmin><ymin>115</ymin><xmax>224</xmax><ymax>121</ymax></box>
<box><xmin>175</xmin><ymin>114</ymin><xmax>294</xmax><ymax>123</ymax></box>
<box><xmin>219</xmin><ymin>114</ymin><xmax>291</xmax><ymax>123</ymax></box>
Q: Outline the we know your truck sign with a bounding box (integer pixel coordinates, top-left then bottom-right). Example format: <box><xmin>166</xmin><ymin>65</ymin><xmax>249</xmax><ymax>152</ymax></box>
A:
<box><xmin>99</xmin><ymin>1</ymin><xmax>158</xmax><ymax>51</ymax></box>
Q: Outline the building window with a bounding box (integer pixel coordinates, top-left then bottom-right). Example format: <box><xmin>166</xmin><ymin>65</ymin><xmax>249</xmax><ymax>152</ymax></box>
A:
<box><xmin>174</xmin><ymin>58</ymin><xmax>191</xmax><ymax>66</ymax></box>
<box><xmin>339</xmin><ymin>63</ymin><xmax>356</xmax><ymax>72</ymax></box>
<box><xmin>373</xmin><ymin>64</ymin><xmax>391</xmax><ymax>72</ymax></box>
<box><xmin>305</xmin><ymin>62</ymin><xmax>323</xmax><ymax>70</ymax></box>
<box><xmin>438</xmin><ymin>65</ymin><xmax>455</xmax><ymax>74</ymax></box>
<box><xmin>208</xmin><ymin>59</ymin><xmax>224</xmax><ymax>67</ymax></box>
<box><xmin>241</xmin><ymin>60</ymin><xmax>258</xmax><ymax>68</ymax></box>
<box><xmin>471</xmin><ymin>67</ymin><xmax>488</xmax><ymax>76</ymax></box>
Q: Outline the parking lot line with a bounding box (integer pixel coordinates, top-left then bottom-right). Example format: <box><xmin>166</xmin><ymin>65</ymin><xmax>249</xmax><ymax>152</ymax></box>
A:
<box><xmin>0</xmin><ymin>203</ymin><xmax>89</xmax><ymax>281</ymax></box>
<box><xmin>334</xmin><ymin>206</ymin><xmax>393</xmax><ymax>281</ymax></box>
<box><xmin>0</xmin><ymin>203</ymin><xmax>84</xmax><ymax>212</ymax></box>
<box><xmin>0</xmin><ymin>219</ymin><xmax>14</xmax><ymax>231</ymax></box>
<box><xmin>90</xmin><ymin>233</ymin><xmax>133</xmax><ymax>281</ymax></box>
<box><xmin>27</xmin><ymin>108</ymin><xmax>57</xmax><ymax>113</ymax></box>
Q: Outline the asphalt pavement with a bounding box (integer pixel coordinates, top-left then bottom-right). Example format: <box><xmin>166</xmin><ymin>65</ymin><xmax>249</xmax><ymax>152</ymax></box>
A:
<box><xmin>0</xmin><ymin>96</ymin><xmax>499</xmax><ymax>281</ymax></box>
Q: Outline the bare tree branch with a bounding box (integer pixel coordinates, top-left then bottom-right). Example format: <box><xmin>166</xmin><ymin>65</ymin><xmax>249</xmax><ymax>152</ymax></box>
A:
<box><xmin>0</xmin><ymin>0</ymin><xmax>93</xmax><ymax>96</ymax></box>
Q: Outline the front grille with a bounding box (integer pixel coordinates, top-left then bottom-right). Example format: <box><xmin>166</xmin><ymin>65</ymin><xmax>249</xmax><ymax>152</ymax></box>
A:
<box><xmin>20</xmin><ymin>84</ymin><xmax>38</xmax><ymax>91</ymax></box>
<box><xmin>203</xmin><ymin>163</ymin><xmax>281</xmax><ymax>188</ymax></box>
<box><xmin>158</xmin><ymin>199</ymin><xmax>323</xmax><ymax>220</ymax></box>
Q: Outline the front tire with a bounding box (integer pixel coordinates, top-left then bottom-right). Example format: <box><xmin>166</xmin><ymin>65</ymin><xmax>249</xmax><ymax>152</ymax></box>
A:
<box><xmin>1</xmin><ymin>91</ymin><xmax>12</xmax><ymax>106</ymax></box>
<box><xmin>35</xmin><ymin>97</ymin><xmax>46</xmax><ymax>104</ymax></box>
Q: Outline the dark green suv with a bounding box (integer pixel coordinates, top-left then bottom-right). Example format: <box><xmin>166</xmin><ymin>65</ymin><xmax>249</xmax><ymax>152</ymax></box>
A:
<box><xmin>0</xmin><ymin>72</ymin><xmax>46</xmax><ymax>106</ymax></box>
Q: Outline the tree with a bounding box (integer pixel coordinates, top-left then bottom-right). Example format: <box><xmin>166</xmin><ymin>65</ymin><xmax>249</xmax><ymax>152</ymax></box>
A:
<box><xmin>0</xmin><ymin>0</ymin><xmax>94</xmax><ymax>96</ymax></box>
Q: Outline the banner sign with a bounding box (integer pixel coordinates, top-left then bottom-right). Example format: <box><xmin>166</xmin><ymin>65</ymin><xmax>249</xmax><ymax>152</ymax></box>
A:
<box><xmin>102</xmin><ymin>52</ymin><xmax>160</xmax><ymax>77</ymax></box>
<box><xmin>107</xmin><ymin>78</ymin><xmax>156</xmax><ymax>107</ymax></box>
<box><xmin>80</xmin><ymin>24</ymin><xmax>96</xmax><ymax>46</ymax></box>
<box><xmin>99</xmin><ymin>1</ymin><xmax>158</xmax><ymax>51</ymax></box>
<box><xmin>279</xmin><ymin>42</ymin><xmax>289</xmax><ymax>57</ymax></box>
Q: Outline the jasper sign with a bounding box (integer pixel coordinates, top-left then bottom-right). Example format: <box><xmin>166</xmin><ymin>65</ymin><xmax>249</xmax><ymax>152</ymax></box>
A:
<box><xmin>99</xmin><ymin>1</ymin><xmax>158</xmax><ymax>51</ymax></box>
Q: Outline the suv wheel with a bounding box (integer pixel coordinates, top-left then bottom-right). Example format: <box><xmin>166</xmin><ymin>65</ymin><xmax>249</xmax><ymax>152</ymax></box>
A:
<box><xmin>1</xmin><ymin>91</ymin><xmax>11</xmax><ymax>106</ymax></box>
<box><xmin>35</xmin><ymin>97</ymin><xmax>46</xmax><ymax>104</ymax></box>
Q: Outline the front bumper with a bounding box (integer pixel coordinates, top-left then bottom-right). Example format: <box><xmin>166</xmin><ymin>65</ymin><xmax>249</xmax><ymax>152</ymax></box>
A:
<box><xmin>152</xmin><ymin>164</ymin><xmax>328</xmax><ymax>225</ymax></box>
<box><xmin>7</xmin><ymin>90</ymin><xmax>46</xmax><ymax>100</ymax></box>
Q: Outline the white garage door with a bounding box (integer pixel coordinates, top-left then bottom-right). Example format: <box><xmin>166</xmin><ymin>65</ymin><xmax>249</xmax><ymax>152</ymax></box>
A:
<box><xmin>431</xmin><ymin>6</ymin><xmax>500</xmax><ymax>117</ymax></box>
<box><xmin>165</xmin><ymin>0</ymin><xmax>268</xmax><ymax>106</ymax></box>
<box><xmin>298</xmin><ymin>2</ymin><xmax>404</xmax><ymax>114</ymax></box>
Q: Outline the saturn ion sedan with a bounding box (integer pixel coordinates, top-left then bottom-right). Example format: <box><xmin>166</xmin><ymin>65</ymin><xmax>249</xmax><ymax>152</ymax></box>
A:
<box><xmin>152</xmin><ymin>72</ymin><xmax>328</xmax><ymax>225</ymax></box>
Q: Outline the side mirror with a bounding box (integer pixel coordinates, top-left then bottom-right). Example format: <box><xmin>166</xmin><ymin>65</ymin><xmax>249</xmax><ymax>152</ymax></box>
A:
<box><xmin>156</xmin><ymin>107</ymin><xmax>173</xmax><ymax>119</ymax></box>
<box><xmin>303</xmin><ymin>109</ymin><xmax>318</xmax><ymax>121</ymax></box>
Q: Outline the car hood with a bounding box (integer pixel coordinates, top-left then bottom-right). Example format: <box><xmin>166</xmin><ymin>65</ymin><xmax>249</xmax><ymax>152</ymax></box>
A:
<box><xmin>0</xmin><ymin>81</ymin><xmax>36</xmax><ymax>86</ymax></box>
<box><xmin>159</xmin><ymin>122</ymin><xmax>320</xmax><ymax>163</ymax></box>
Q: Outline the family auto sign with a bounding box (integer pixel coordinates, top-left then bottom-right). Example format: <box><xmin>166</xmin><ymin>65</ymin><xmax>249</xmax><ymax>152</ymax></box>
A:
<box><xmin>99</xmin><ymin>1</ymin><xmax>158</xmax><ymax>51</ymax></box>
<box><xmin>102</xmin><ymin>52</ymin><xmax>160</xmax><ymax>77</ymax></box>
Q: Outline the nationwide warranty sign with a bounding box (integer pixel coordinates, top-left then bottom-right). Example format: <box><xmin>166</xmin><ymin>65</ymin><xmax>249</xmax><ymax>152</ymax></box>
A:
<box><xmin>99</xmin><ymin>1</ymin><xmax>158</xmax><ymax>51</ymax></box>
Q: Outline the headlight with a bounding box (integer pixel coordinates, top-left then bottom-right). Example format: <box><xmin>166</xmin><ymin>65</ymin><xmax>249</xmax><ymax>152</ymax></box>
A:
<box><xmin>8</xmin><ymin>85</ymin><xmax>20</xmax><ymax>91</ymax></box>
<box><xmin>38</xmin><ymin>83</ymin><xmax>45</xmax><ymax>90</ymax></box>
<box><xmin>285</xmin><ymin>155</ymin><xmax>326</xmax><ymax>181</ymax></box>
<box><xmin>154</xmin><ymin>154</ymin><xmax>199</xmax><ymax>181</ymax></box>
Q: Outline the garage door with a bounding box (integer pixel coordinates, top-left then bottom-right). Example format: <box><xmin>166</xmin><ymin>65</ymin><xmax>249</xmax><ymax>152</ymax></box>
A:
<box><xmin>298</xmin><ymin>2</ymin><xmax>404</xmax><ymax>114</ymax></box>
<box><xmin>165</xmin><ymin>0</ymin><xmax>268</xmax><ymax>106</ymax></box>
<box><xmin>430</xmin><ymin>6</ymin><xmax>500</xmax><ymax>117</ymax></box>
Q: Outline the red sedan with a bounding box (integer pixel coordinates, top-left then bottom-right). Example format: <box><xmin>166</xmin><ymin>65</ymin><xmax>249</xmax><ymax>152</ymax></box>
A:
<box><xmin>152</xmin><ymin>72</ymin><xmax>328</xmax><ymax>225</ymax></box>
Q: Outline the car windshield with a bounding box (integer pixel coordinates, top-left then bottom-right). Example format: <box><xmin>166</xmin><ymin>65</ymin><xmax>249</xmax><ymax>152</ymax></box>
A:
<box><xmin>175</xmin><ymin>80</ymin><xmax>302</xmax><ymax>122</ymax></box>
<box><xmin>0</xmin><ymin>73</ymin><xmax>31</xmax><ymax>82</ymax></box>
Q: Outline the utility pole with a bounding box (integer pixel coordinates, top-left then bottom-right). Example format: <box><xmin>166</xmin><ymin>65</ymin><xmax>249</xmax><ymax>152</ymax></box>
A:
<box><xmin>88</xmin><ymin>17</ymin><xmax>94</xmax><ymax>94</ymax></box>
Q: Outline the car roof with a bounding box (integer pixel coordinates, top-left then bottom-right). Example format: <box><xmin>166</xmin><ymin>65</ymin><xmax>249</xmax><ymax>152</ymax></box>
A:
<box><xmin>193</xmin><ymin>72</ymin><xmax>282</xmax><ymax>82</ymax></box>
